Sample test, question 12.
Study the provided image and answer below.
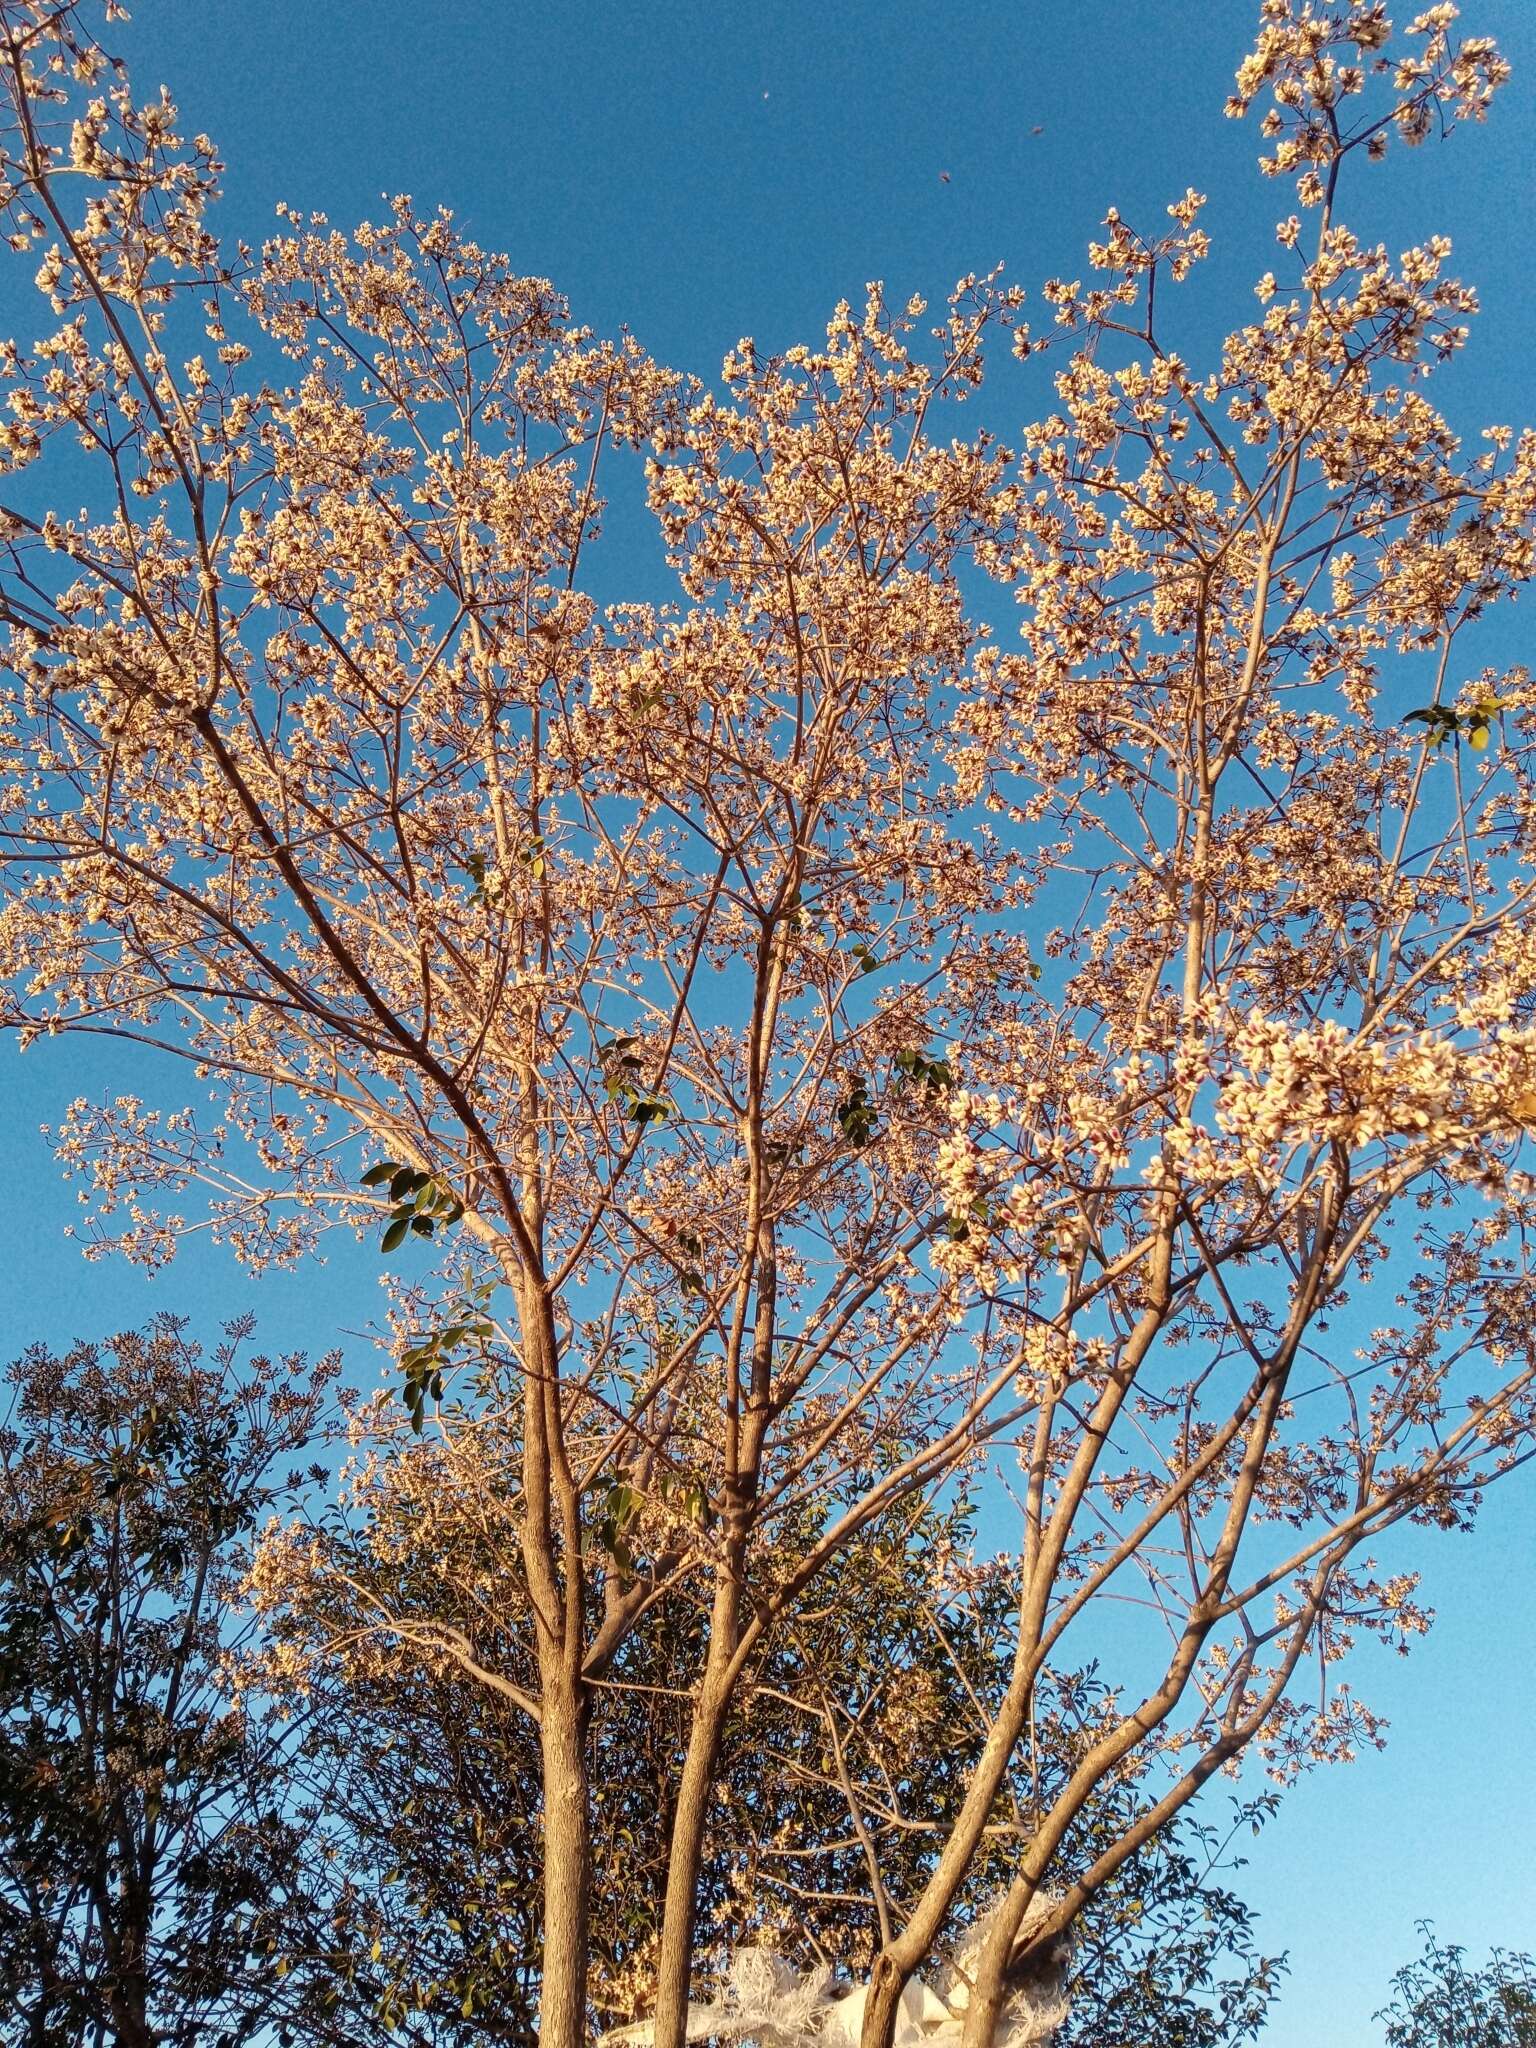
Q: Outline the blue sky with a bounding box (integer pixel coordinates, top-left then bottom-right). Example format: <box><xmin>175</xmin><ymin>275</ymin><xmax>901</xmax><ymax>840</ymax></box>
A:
<box><xmin>2</xmin><ymin>1</ymin><xmax>1535</xmax><ymax>2039</ymax></box>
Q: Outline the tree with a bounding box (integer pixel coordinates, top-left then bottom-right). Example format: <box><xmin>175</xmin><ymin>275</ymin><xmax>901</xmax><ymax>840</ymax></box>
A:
<box><xmin>0</xmin><ymin>1318</ymin><xmax>1280</xmax><ymax>2048</ymax></box>
<box><xmin>1375</xmin><ymin>1925</ymin><xmax>1536</xmax><ymax>2048</ymax></box>
<box><xmin>257</xmin><ymin>1402</ymin><xmax>1284</xmax><ymax>2045</ymax></box>
<box><xmin>0</xmin><ymin>1316</ymin><xmax>334</xmax><ymax>2048</ymax></box>
<box><xmin>0</xmin><ymin>3</ymin><xmax>1534</xmax><ymax>2045</ymax></box>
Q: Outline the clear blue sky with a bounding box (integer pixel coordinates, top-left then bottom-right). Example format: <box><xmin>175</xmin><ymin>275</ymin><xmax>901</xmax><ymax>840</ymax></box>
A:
<box><xmin>2</xmin><ymin>2</ymin><xmax>1534</xmax><ymax>2040</ymax></box>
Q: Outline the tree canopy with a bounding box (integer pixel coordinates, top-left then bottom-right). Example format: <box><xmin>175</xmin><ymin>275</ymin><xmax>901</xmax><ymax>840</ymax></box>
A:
<box><xmin>0</xmin><ymin>3</ymin><xmax>1533</xmax><ymax>2044</ymax></box>
<box><xmin>0</xmin><ymin>1317</ymin><xmax>332</xmax><ymax>2048</ymax></box>
<box><xmin>1375</xmin><ymin>1926</ymin><xmax>1536</xmax><ymax>2048</ymax></box>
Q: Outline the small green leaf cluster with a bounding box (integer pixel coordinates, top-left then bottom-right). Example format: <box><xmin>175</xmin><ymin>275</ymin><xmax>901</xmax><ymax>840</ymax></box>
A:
<box><xmin>582</xmin><ymin>1477</ymin><xmax>643</xmax><ymax>1581</ymax></box>
<box><xmin>579</xmin><ymin>1467</ymin><xmax>714</xmax><ymax>1585</ymax></box>
<box><xmin>361</xmin><ymin>1160</ymin><xmax>465</xmax><ymax>1255</ymax></box>
<box><xmin>460</xmin><ymin>852</ymin><xmax>492</xmax><ymax>907</ymax></box>
<box><xmin>1406</xmin><ymin>696</ymin><xmax>1505</xmax><ymax>751</ymax></box>
<box><xmin>397</xmin><ymin>1292</ymin><xmax>496</xmax><ymax>1432</ymax></box>
<box><xmin>460</xmin><ymin>838</ymin><xmax>544</xmax><ymax>910</ymax></box>
<box><xmin>654</xmin><ymin>1468</ymin><xmax>714</xmax><ymax>1533</ymax></box>
<box><xmin>893</xmin><ymin>1047</ymin><xmax>955</xmax><ymax>1095</ymax></box>
<box><xmin>673</xmin><ymin>1229</ymin><xmax>706</xmax><ymax>1295</ymax></box>
<box><xmin>835</xmin><ymin>1077</ymin><xmax>878</xmax><ymax>1148</ymax></box>
<box><xmin>599</xmin><ymin>1036</ymin><xmax>673</xmax><ymax>1126</ymax></box>
<box><xmin>835</xmin><ymin>1049</ymin><xmax>957</xmax><ymax>1152</ymax></box>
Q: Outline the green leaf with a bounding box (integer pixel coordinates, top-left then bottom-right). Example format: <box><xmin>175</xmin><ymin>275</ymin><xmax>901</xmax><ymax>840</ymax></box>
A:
<box><xmin>836</xmin><ymin>1079</ymin><xmax>878</xmax><ymax>1148</ymax></box>
<box><xmin>361</xmin><ymin>1161</ymin><xmax>399</xmax><ymax>1187</ymax></box>
<box><xmin>1406</xmin><ymin>704</ymin><xmax>1472</xmax><ymax>751</ymax></box>
<box><xmin>381</xmin><ymin>1215</ymin><xmax>410</xmax><ymax>1254</ymax></box>
<box><xmin>894</xmin><ymin>1048</ymin><xmax>954</xmax><ymax>1097</ymax></box>
<box><xmin>944</xmin><ymin>1198</ymin><xmax>990</xmax><ymax>1243</ymax></box>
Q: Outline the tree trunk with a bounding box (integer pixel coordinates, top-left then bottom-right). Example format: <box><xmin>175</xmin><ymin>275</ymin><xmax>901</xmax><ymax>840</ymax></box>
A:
<box><xmin>958</xmin><ymin>1885</ymin><xmax>1031</xmax><ymax>2048</ymax></box>
<box><xmin>105</xmin><ymin>1946</ymin><xmax>154</xmax><ymax>2048</ymax></box>
<box><xmin>649</xmin><ymin>1617</ymin><xmax>736</xmax><ymax>2048</ymax></box>
<box><xmin>515</xmin><ymin>1273</ymin><xmax>592</xmax><ymax>2048</ymax></box>
<box><xmin>651</xmin><ymin>1181</ymin><xmax>777</xmax><ymax>2048</ymax></box>
<box><xmin>857</xmin><ymin>1678</ymin><xmax>1037</xmax><ymax>2048</ymax></box>
<box><xmin>538</xmin><ymin>1677</ymin><xmax>592</xmax><ymax>2048</ymax></box>
<box><xmin>860</xmin><ymin>1955</ymin><xmax>911</xmax><ymax>2048</ymax></box>
<box><xmin>98</xmin><ymin>1876</ymin><xmax>155</xmax><ymax>2048</ymax></box>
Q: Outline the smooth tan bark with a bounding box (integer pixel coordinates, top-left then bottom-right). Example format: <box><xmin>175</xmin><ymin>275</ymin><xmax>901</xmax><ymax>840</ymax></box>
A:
<box><xmin>650</xmin><ymin>1660</ymin><xmax>734</xmax><ymax>2048</ymax></box>
<box><xmin>537</xmin><ymin>1679</ymin><xmax>593</xmax><ymax>2048</ymax></box>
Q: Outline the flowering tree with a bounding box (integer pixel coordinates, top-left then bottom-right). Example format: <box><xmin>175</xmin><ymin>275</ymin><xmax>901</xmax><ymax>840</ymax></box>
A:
<box><xmin>1</xmin><ymin>2</ymin><xmax>1535</xmax><ymax>2044</ymax></box>
<box><xmin>259</xmin><ymin>1420</ymin><xmax>1285</xmax><ymax>2045</ymax></box>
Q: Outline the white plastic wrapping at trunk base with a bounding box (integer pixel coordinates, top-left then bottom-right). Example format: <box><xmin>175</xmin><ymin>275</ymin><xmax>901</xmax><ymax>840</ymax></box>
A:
<box><xmin>597</xmin><ymin>1894</ymin><xmax>1072</xmax><ymax>2048</ymax></box>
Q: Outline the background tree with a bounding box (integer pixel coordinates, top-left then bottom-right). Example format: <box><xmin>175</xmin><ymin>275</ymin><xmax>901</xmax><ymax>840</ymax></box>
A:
<box><xmin>0</xmin><ymin>5</ymin><xmax>1533</xmax><ymax>2046</ymax></box>
<box><xmin>259</xmin><ymin>1393</ymin><xmax>1284</xmax><ymax>2045</ymax></box>
<box><xmin>0</xmin><ymin>1316</ymin><xmax>334</xmax><ymax>2048</ymax></box>
<box><xmin>0</xmin><ymin>1316</ymin><xmax>1281</xmax><ymax>2048</ymax></box>
<box><xmin>1374</xmin><ymin>1925</ymin><xmax>1536</xmax><ymax>2048</ymax></box>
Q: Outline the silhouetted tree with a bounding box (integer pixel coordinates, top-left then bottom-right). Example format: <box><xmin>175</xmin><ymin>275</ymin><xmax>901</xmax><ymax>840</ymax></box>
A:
<box><xmin>1376</xmin><ymin>1926</ymin><xmax>1536</xmax><ymax>2048</ymax></box>
<box><xmin>0</xmin><ymin>1317</ymin><xmax>333</xmax><ymax>2048</ymax></box>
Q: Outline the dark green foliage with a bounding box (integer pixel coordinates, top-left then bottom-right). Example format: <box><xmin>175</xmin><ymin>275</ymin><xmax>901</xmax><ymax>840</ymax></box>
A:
<box><xmin>835</xmin><ymin>1077</ymin><xmax>878</xmax><ymax>1148</ymax></box>
<box><xmin>1406</xmin><ymin>697</ymin><xmax>1505</xmax><ymax>752</ymax></box>
<box><xmin>1057</xmin><ymin>1791</ymin><xmax>1286</xmax><ymax>2047</ymax></box>
<box><xmin>1376</xmin><ymin>1925</ymin><xmax>1536</xmax><ymax>2048</ymax></box>
<box><xmin>0</xmin><ymin>1322</ymin><xmax>1284</xmax><ymax>2048</ymax></box>
<box><xmin>0</xmin><ymin>1318</ymin><xmax>334</xmax><ymax>2048</ymax></box>
<box><xmin>360</xmin><ymin>1160</ymin><xmax>467</xmax><ymax>1257</ymax></box>
<box><xmin>597</xmin><ymin>1038</ymin><xmax>674</xmax><ymax>1126</ymax></box>
<box><xmin>397</xmin><ymin>1284</ymin><xmax>497</xmax><ymax>1432</ymax></box>
<box><xmin>892</xmin><ymin>1047</ymin><xmax>955</xmax><ymax>1096</ymax></box>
